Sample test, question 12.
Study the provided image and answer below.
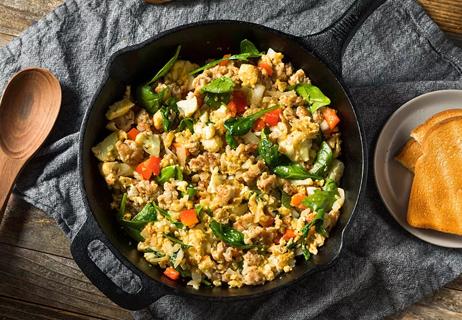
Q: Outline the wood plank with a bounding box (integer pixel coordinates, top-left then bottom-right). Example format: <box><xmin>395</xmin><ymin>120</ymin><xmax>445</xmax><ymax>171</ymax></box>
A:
<box><xmin>0</xmin><ymin>32</ymin><xmax>13</xmax><ymax>47</ymax></box>
<box><xmin>0</xmin><ymin>295</ymin><xmax>100</xmax><ymax>320</ymax></box>
<box><xmin>0</xmin><ymin>195</ymin><xmax>71</xmax><ymax>258</ymax></box>
<box><xmin>389</xmin><ymin>303</ymin><xmax>462</xmax><ymax>320</ymax></box>
<box><xmin>0</xmin><ymin>241</ymin><xmax>131</xmax><ymax>319</ymax></box>
<box><xmin>445</xmin><ymin>276</ymin><xmax>462</xmax><ymax>292</ymax></box>
<box><xmin>418</xmin><ymin>0</ymin><xmax>462</xmax><ymax>35</ymax></box>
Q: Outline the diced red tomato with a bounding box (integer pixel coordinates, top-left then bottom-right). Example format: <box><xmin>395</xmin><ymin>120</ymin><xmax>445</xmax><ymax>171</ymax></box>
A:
<box><xmin>227</xmin><ymin>90</ymin><xmax>248</xmax><ymax>116</ymax></box>
<box><xmin>219</xmin><ymin>54</ymin><xmax>232</xmax><ymax>66</ymax></box>
<box><xmin>127</xmin><ymin>128</ymin><xmax>139</xmax><ymax>141</ymax></box>
<box><xmin>263</xmin><ymin>108</ymin><xmax>281</xmax><ymax>127</ymax></box>
<box><xmin>135</xmin><ymin>156</ymin><xmax>161</xmax><ymax>180</ymax></box>
<box><xmin>290</xmin><ymin>193</ymin><xmax>307</xmax><ymax>209</ymax></box>
<box><xmin>253</xmin><ymin>118</ymin><xmax>266</xmax><ymax>131</ymax></box>
<box><xmin>258</xmin><ymin>62</ymin><xmax>273</xmax><ymax>76</ymax></box>
<box><xmin>282</xmin><ymin>229</ymin><xmax>296</xmax><ymax>241</ymax></box>
<box><xmin>163</xmin><ymin>267</ymin><xmax>180</xmax><ymax>281</ymax></box>
<box><xmin>322</xmin><ymin>107</ymin><xmax>340</xmax><ymax>130</ymax></box>
<box><xmin>180</xmin><ymin>209</ymin><xmax>199</xmax><ymax>227</ymax></box>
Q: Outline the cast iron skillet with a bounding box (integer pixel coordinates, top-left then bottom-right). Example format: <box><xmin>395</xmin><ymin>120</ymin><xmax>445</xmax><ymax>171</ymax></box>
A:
<box><xmin>73</xmin><ymin>0</ymin><xmax>382</xmax><ymax>311</ymax></box>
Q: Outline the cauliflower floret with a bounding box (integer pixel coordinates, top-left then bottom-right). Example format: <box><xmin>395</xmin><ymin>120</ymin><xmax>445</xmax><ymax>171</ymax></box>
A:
<box><xmin>202</xmin><ymin>136</ymin><xmax>223</xmax><ymax>152</ymax></box>
<box><xmin>278</xmin><ymin>131</ymin><xmax>312</xmax><ymax>162</ymax></box>
<box><xmin>177</xmin><ymin>92</ymin><xmax>198</xmax><ymax>117</ymax></box>
<box><xmin>239</xmin><ymin>64</ymin><xmax>259</xmax><ymax>88</ymax></box>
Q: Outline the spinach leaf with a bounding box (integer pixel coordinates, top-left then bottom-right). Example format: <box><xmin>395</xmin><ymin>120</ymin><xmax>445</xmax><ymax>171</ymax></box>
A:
<box><xmin>273</xmin><ymin>164</ymin><xmax>322</xmax><ymax>180</ymax></box>
<box><xmin>157</xmin><ymin>165</ymin><xmax>183</xmax><ymax>184</ymax></box>
<box><xmin>302</xmin><ymin>181</ymin><xmax>338</xmax><ymax>214</ymax></box>
<box><xmin>118</xmin><ymin>193</ymin><xmax>128</xmax><ymax>220</ymax></box>
<box><xmin>136</xmin><ymin>86</ymin><xmax>165</xmax><ymax>114</ymax></box>
<box><xmin>281</xmin><ymin>191</ymin><xmax>293</xmax><ymax>208</ymax></box>
<box><xmin>186</xmin><ymin>185</ymin><xmax>197</xmax><ymax>198</ymax></box>
<box><xmin>160</xmin><ymin>96</ymin><xmax>179</xmax><ymax>131</ymax></box>
<box><xmin>203</xmin><ymin>92</ymin><xmax>231</xmax><ymax>108</ymax></box>
<box><xmin>164</xmin><ymin>232</ymin><xmax>191</xmax><ymax>249</ymax></box>
<box><xmin>240</xmin><ymin>39</ymin><xmax>259</xmax><ymax>55</ymax></box>
<box><xmin>225</xmin><ymin>131</ymin><xmax>238</xmax><ymax>149</ymax></box>
<box><xmin>296</xmin><ymin>84</ymin><xmax>331</xmax><ymax>114</ymax></box>
<box><xmin>119</xmin><ymin>219</ymin><xmax>148</xmax><ymax>231</ymax></box>
<box><xmin>190</xmin><ymin>39</ymin><xmax>262</xmax><ymax>75</ymax></box>
<box><xmin>152</xmin><ymin>203</ymin><xmax>184</xmax><ymax>229</ymax></box>
<box><xmin>301</xmin><ymin>242</ymin><xmax>311</xmax><ymax>261</ymax></box>
<box><xmin>147</xmin><ymin>45</ymin><xmax>181</xmax><ymax>85</ymax></box>
<box><xmin>224</xmin><ymin>105</ymin><xmax>278</xmax><ymax>137</ymax></box>
<box><xmin>257</xmin><ymin>128</ymin><xmax>290</xmax><ymax>169</ymax></box>
<box><xmin>308</xmin><ymin>141</ymin><xmax>333</xmax><ymax>177</ymax></box>
<box><xmin>201</xmin><ymin>77</ymin><xmax>234</xmax><ymax>94</ymax></box>
<box><xmin>132</xmin><ymin>203</ymin><xmax>157</xmax><ymax>222</ymax></box>
<box><xmin>210</xmin><ymin>220</ymin><xmax>254</xmax><ymax>249</ymax></box>
<box><xmin>177</xmin><ymin>118</ymin><xmax>194</xmax><ymax>132</ymax></box>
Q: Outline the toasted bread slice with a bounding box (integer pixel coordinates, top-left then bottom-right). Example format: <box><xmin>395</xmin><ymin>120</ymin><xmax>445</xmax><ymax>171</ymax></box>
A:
<box><xmin>407</xmin><ymin>116</ymin><xmax>462</xmax><ymax>235</ymax></box>
<box><xmin>395</xmin><ymin>139</ymin><xmax>422</xmax><ymax>173</ymax></box>
<box><xmin>410</xmin><ymin>109</ymin><xmax>462</xmax><ymax>143</ymax></box>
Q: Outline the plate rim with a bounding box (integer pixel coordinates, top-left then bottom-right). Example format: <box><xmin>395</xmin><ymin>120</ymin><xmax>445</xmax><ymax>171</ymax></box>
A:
<box><xmin>374</xmin><ymin>89</ymin><xmax>462</xmax><ymax>248</ymax></box>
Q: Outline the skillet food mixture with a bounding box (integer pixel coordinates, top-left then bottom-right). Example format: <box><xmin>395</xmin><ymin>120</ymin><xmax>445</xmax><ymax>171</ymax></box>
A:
<box><xmin>92</xmin><ymin>40</ymin><xmax>345</xmax><ymax>288</ymax></box>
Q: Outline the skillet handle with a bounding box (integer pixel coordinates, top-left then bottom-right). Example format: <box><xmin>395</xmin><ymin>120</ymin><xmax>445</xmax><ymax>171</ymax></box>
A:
<box><xmin>70</xmin><ymin>215</ymin><xmax>169</xmax><ymax>310</ymax></box>
<box><xmin>301</xmin><ymin>0</ymin><xmax>387</xmax><ymax>74</ymax></box>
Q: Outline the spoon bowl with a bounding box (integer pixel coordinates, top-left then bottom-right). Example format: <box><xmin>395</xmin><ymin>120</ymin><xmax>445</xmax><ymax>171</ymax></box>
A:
<box><xmin>0</xmin><ymin>68</ymin><xmax>61</xmax><ymax>217</ymax></box>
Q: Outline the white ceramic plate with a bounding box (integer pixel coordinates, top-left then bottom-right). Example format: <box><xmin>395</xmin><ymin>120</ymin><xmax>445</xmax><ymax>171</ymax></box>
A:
<box><xmin>374</xmin><ymin>89</ymin><xmax>462</xmax><ymax>248</ymax></box>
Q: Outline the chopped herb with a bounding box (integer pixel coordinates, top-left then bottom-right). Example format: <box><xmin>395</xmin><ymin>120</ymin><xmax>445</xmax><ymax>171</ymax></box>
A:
<box><xmin>152</xmin><ymin>203</ymin><xmax>184</xmax><ymax>229</ymax></box>
<box><xmin>224</xmin><ymin>105</ymin><xmax>278</xmax><ymax>137</ymax></box>
<box><xmin>157</xmin><ymin>165</ymin><xmax>183</xmax><ymax>184</ymax></box>
<box><xmin>136</xmin><ymin>86</ymin><xmax>165</xmax><ymax>114</ymax></box>
<box><xmin>147</xmin><ymin>45</ymin><xmax>181</xmax><ymax>85</ymax></box>
<box><xmin>281</xmin><ymin>191</ymin><xmax>292</xmax><ymax>208</ymax></box>
<box><xmin>273</xmin><ymin>164</ymin><xmax>322</xmax><ymax>180</ymax></box>
<box><xmin>201</xmin><ymin>77</ymin><xmax>234</xmax><ymax>94</ymax></box>
<box><xmin>240</xmin><ymin>39</ymin><xmax>260</xmax><ymax>55</ymax></box>
<box><xmin>177</xmin><ymin>118</ymin><xmax>194</xmax><ymax>132</ymax></box>
<box><xmin>210</xmin><ymin>220</ymin><xmax>255</xmax><ymax>249</ymax></box>
<box><xmin>132</xmin><ymin>203</ymin><xmax>157</xmax><ymax>222</ymax></box>
<box><xmin>160</xmin><ymin>96</ymin><xmax>179</xmax><ymax>131</ymax></box>
<box><xmin>203</xmin><ymin>92</ymin><xmax>231</xmax><ymax>108</ymax></box>
<box><xmin>257</xmin><ymin>127</ymin><xmax>290</xmax><ymax>169</ymax></box>
<box><xmin>118</xmin><ymin>193</ymin><xmax>128</xmax><ymax>220</ymax></box>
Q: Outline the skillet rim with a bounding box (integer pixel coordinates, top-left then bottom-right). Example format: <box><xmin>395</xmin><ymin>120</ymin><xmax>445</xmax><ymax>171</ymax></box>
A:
<box><xmin>77</xmin><ymin>19</ymin><xmax>367</xmax><ymax>300</ymax></box>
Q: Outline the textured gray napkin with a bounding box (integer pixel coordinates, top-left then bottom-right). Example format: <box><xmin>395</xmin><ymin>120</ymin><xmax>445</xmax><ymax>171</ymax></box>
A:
<box><xmin>1</xmin><ymin>0</ymin><xmax>462</xmax><ymax>319</ymax></box>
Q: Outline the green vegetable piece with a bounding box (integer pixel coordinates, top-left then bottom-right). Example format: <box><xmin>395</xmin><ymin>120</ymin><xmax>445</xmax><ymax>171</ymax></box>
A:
<box><xmin>186</xmin><ymin>185</ymin><xmax>197</xmax><ymax>198</ymax></box>
<box><xmin>224</xmin><ymin>105</ymin><xmax>278</xmax><ymax>137</ymax></box>
<box><xmin>132</xmin><ymin>203</ymin><xmax>157</xmax><ymax>222</ymax></box>
<box><xmin>177</xmin><ymin>118</ymin><xmax>194</xmax><ymax>132</ymax></box>
<box><xmin>157</xmin><ymin>165</ymin><xmax>182</xmax><ymax>184</ymax></box>
<box><xmin>281</xmin><ymin>191</ymin><xmax>292</xmax><ymax>209</ymax></box>
<box><xmin>190</xmin><ymin>39</ymin><xmax>262</xmax><ymax>75</ymax></box>
<box><xmin>323</xmin><ymin>178</ymin><xmax>338</xmax><ymax>193</ymax></box>
<box><xmin>147</xmin><ymin>45</ymin><xmax>181</xmax><ymax>85</ymax></box>
<box><xmin>119</xmin><ymin>219</ymin><xmax>148</xmax><ymax>230</ymax></box>
<box><xmin>201</xmin><ymin>77</ymin><xmax>234</xmax><ymax>94</ymax></box>
<box><xmin>164</xmin><ymin>233</ymin><xmax>191</xmax><ymax>249</ymax></box>
<box><xmin>302</xmin><ymin>188</ymin><xmax>337</xmax><ymax>214</ymax></box>
<box><xmin>160</xmin><ymin>96</ymin><xmax>179</xmax><ymax>131</ymax></box>
<box><xmin>136</xmin><ymin>86</ymin><xmax>165</xmax><ymax>114</ymax></box>
<box><xmin>225</xmin><ymin>131</ymin><xmax>238</xmax><ymax>149</ymax></box>
<box><xmin>118</xmin><ymin>193</ymin><xmax>128</xmax><ymax>220</ymax></box>
<box><xmin>204</xmin><ymin>92</ymin><xmax>231</xmax><ymax>108</ymax></box>
<box><xmin>296</xmin><ymin>83</ymin><xmax>331</xmax><ymax>114</ymax></box>
<box><xmin>308</xmin><ymin>142</ymin><xmax>333</xmax><ymax>177</ymax></box>
<box><xmin>302</xmin><ymin>243</ymin><xmax>311</xmax><ymax>261</ymax></box>
<box><xmin>240</xmin><ymin>39</ymin><xmax>260</xmax><ymax>55</ymax></box>
<box><xmin>258</xmin><ymin>128</ymin><xmax>290</xmax><ymax>169</ymax></box>
<box><xmin>273</xmin><ymin>164</ymin><xmax>322</xmax><ymax>180</ymax></box>
<box><xmin>327</xmin><ymin>159</ymin><xmax>344</xmax><ymax>183</ymax></box>
<box><xmin>210</xmin><ymin>220</ymin><xmax>254</xmax><ymax>249</ymax></box>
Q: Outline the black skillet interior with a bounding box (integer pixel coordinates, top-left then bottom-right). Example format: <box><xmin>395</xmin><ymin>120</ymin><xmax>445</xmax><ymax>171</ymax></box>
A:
<box><xmin>79</xmin><ymin>21</ymin><xmax>364</xmax><ymax>302</ymax></box>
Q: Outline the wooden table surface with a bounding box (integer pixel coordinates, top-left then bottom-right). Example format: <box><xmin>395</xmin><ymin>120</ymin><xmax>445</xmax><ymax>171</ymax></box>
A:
<box><xmin>0</xmin><ymin>1</ymin><xmax>461</xmax><ymax>319</ymax></box>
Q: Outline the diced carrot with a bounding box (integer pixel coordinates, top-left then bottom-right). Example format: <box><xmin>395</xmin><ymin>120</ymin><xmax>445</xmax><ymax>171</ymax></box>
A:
<box><xmin>219</xmin><ymin>54</ymin><xmax>232</xmax><ymax>66</ymax></box>
<box><xmin>322</xmin><ymin>107</ymin><xmax>340</xmax><ymax>130</ymax></box>
<box><xmin>173</xmin><ymin>142</ymin><xmax>189</xmax><ymax>167</ymax></box>
<box><xmin>127</xmin><ymin>128</ymin><xmax>139</xmax><ymax>141</ymax></box>
<box><xmin>163</xmin><ymin>267</ymin><xmax>180</xmax><ymax>281</ymax></box>
<box><xmin>135</xmin><ymin>156</ymin><xmax>161</xmax><ymax>180</ymax></box>
<box><xmin>282</xmin><ymin>229</ymin><xmax>296</xmax><ymax>241</ymax></box>
<box><xmin>253</xmin><ymin>118</ymin><xmax>266</xmax><ymax>131</ymax></box>
<box><xmin>290</xmin><ymin>193</ymin><xmax>307</xmax><ymax>209</ymax></box>
<box><xmin>258</xmin><ymin>62</ymin><xmax>273</xmax><ymax>76</ymax></box>
<box><xmin>180</xmin><ymin>209</ymin><xmax>199</xmax><ymax>227</ymax></box>
<box><xmin>263</xmin><ymin>108</ymin><xmax>281</xmax><ymax>126</ymax></box>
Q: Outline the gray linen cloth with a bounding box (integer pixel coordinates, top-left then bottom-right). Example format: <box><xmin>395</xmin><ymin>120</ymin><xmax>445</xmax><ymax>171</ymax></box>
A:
<box><xmin>1</xmin><ymin>0</ymin><xmax>461</xmax><ymax>319</ymax></box>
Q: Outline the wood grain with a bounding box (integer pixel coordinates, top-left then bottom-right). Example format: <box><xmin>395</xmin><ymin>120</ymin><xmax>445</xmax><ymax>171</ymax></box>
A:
<box><xmin>0</xmin><ymin>0</ymin><xmax>461</xmax><ymax>319</ymax></box>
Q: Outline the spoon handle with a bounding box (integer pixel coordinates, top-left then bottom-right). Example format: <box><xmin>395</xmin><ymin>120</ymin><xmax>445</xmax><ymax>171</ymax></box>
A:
<box><xmin>0</xmin><ymin>151</ymin><xmax>24</xmax><ymax>221</ymax></box>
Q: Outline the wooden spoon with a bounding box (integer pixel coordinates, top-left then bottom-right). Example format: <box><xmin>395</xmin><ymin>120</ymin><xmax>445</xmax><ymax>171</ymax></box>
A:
<box><xmin>0</xmin><ymin>68</ymin><xmax>61</xmax><ymax>219</ymax></box>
